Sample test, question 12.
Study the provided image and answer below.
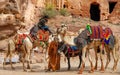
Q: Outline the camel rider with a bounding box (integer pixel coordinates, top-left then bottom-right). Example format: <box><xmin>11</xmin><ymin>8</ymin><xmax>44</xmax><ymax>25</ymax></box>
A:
<box><xmin>38</xmin><ymin>16</ymin><xmax>52</xmax><ymax>33</ymax></box>
<box><xmin>30</xmin><ymin>16</ymin><xmax>52</xmax><ymax>39</ymax></box>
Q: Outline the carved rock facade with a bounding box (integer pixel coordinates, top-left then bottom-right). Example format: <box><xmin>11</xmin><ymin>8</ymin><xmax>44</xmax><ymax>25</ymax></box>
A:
<box><xmin>66</xmin><ymin>0</ymin><xmax>119</xmax><ymax>21</ymax></box>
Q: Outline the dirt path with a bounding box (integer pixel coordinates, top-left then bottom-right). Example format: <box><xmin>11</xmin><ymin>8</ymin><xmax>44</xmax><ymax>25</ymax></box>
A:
<box><xmin>0</xmin><ymin>55</ymin><xmax>120</xmax><ymax>75</ymax></box>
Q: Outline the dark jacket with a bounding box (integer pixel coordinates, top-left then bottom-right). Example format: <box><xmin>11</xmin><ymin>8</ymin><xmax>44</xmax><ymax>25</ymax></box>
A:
<box><xmin>30</xmin><ymin>18</ymin><xmax>52</xmax><ymax>38</ymax></box>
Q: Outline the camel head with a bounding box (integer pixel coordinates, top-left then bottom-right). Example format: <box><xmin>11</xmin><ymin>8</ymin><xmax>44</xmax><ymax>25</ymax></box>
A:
<box><xmin>57</xmin><ymin>24</ymin><xmax>68</xmax><ymax>35</ymax></box>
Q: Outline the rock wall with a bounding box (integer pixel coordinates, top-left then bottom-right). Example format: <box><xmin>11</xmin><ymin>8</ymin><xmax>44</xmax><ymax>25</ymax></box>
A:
<box><xmin>0</xmin><ymin>0</ymin><xmax>45</xmax><ymax>40</ymax></box>
<box><xmin>0</xmin><ymin>0</ymin><xmax>45</xmax><ymax>49</ymax></box>
<box><xmin>67</xmin><ymin>0</ymin><xmax>109</xmax><ymax>21</ymax></box>
<box><xmin>62</xmin><ymin>0</ymin><xmax>119</xmax><ymax>21</ymax></box>
<box><xmin>108</xmin><ymin>1</ymin><xmax>120</xmax><ymax>24</ymax></box>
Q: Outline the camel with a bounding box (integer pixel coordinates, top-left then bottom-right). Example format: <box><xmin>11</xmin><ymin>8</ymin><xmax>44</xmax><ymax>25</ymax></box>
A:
<box><xmin>3</xmin><ymin>33</ymin><xmax>41</xmax><ymax>71</ymax></box>
<box><xmin>3</xmin><ymin>39</ymin><xmax>16</xmax><ymax>70</ymax></box>
<box><xmin>3</xmin><ymin>29</ymin><xmax>50</xmax><ymax>71</ymax></box>
<box><xmin>76</xmin><ymin>26</ymin><xmax>120</xmax><ymax>74</ymax></box>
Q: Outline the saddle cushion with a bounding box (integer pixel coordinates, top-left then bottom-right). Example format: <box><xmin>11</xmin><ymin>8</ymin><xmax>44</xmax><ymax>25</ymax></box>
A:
<box><xmin>70</xmin><ymin>46</ymin><xmax>78</xmax><ymax>51</ymax></box>
<box><xmin>103</xmin><ymin>27</ymin><xmax>113</xmax><ymax>44</ymax></box>
<box><xmin>103</xmin><ymin>27</ymin><xmax>112</xmax><ymax>39</ymax></box>
<box><xmin>16</xmin><ymin>34</ymin><xmax>27</xmax><ymax>44</ymax></box>
<box><xmin>68</xmin><ymin>46</ymin><xmax>78</xmax><ymax>52</ymax></box>
<box><xmin>37</xmin><ymin>30</ymin><xmax>49</xmax><ymax>41</ymax></box>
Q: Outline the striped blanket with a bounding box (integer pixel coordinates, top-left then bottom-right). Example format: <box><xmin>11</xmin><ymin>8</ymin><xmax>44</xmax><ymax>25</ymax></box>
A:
<box><xmin>87</xmin><ymin>25</ymin><xmax>113</xmax><ymax>44</ymax></box>
<box><xmin>90</xmin><ymin>26</ymin><xmax>104</xmax><ymax>39</ymax></box>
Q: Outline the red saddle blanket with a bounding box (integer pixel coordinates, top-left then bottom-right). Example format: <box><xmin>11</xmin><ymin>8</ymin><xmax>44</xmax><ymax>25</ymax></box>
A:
<box><xmin>103</xmin><ymin>27</ymin><xmax>113</xmax><ymax>39</ymax></box>
<box><xmin>90</xmin><ymin>26</ymin><xmax>112</xmax><ymax>40</ymax></box>
<box><xmin>37</xmin><ymin>30</ymin><xmax>49</xmax><ymax>41</ymax></box>
<box><xmin>90</xmin><ymin>26</ymin><xmax>104</xmax><ymax>39</ymax></box>
<box><xmin>15</xmin><ymin>34</ymin><xmax>27</xmax><ymax>45</ymax></box>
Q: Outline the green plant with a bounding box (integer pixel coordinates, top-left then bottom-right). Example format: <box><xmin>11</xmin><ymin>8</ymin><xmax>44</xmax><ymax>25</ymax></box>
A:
<box><xmin>59</xmin><ymin>8</ymin><xmax>70</xmax><ymax>16</ymax></box>
<box><xmin>41</xmin><ymin>3</ymin><xmax>58</xmax><ymax>18</ymax></box>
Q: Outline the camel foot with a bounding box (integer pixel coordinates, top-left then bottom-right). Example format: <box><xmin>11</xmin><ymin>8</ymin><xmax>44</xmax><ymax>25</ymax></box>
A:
<box><xmin>11</xmin><ymin>67</ymin><xmax>15</xmax><ymax>70</ymax></box>
<box><xmin>89</xmin><ymin>68</ymin><xmax>94</xmax><ymax>73</ymax></box>
<box><xmin>23</xmin><ymin>69</ymin><xmax>28</xmax><ymax>72</ymax></box>
<box><xmin>94</xmin><ymin>67</ymin><xmax>97</xmax><ymax>70</ymax></box>
<box><xmin>89</xmin><ymin>70</ymin><xmax>94</xmax><ymax>73</ymax></box>
<box><xmin>45</xmin><ymin>69</ymin><xmax>50</xmax><ymax>72</ymax></box>
<box><xmin>112</xmin><ymin>68</ymin><xmax>117</xmax><ymax>72</ymax></box>
<box><xmin>30</xmin><ymin>69</ymin><xmax>35</xmax><ymax>72</ymax></box>
<box><xmin>105</xmin><ymin>65</ymin><xmax>108</xmax><ymax>69</ymax></box>
<box><xmin>99</xmin><ymin>68</ymin><xmax>105</xmax><ymax>73</ymax></box>
<box><xmin>78</xmin><ymin>71</ymin><xmax>83</xmax><ymax>74</ymax></box>
<box><xmin>27</xmin><ymin>65</ymin><xmax>30</xmax><ymax>69</ymax></box>
<box><xmin>78</xmin><ymin>69</ymin><xmax>83</xmax><ymax>74</ymax></box>
<box><xmin>67</xmin><ymin>68</ymin><xmax>70</xmax><ymax>71</ymax></box>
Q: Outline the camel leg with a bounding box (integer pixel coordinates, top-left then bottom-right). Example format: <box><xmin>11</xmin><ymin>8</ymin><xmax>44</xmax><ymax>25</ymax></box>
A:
<box><xmin>22</xmin><ymin>54</ymin><xmax>26</xmax><ymax>71</ymax></box>
<box><xmin>88</xmin><ymin>50</ymin><xmax>94</xmax><ymax>73</ymax></box>
<box><xmin>78</xmin><ymin>54</ymin><xmax>82</xmax><ymax>69</ymax></box>
<box><xmin>20</xmin><ymin>45</ymin><xmax>27</xmax><ymax>71</ymax></box>
<box><xmin>46</xmin><ymin>45</ymin><xmax>51</xmax><ymax>72</ymax></box>
<box><xmin>27</xmin><ymin>53</ymin><xmax>31</xmax><ymax>70</ymax></box>
<box><xmin>9</xmin><ymin>53</ymin><xmax>15</xmax><ymax>70</ymax></box>
<box><xmin>27</xmin><ymin>49</ymin><xmax>33</xmax><ymax>71</ymax></box>
<box><xmin>99</xmin><ymin>45</ymin><xmax>105</xmax><ymax>72</ymax></box>
<box><xmin>94</xmin><ymin>47</ymin><xmax>98</xmax><ymax>70</ymax></box>
<box><xmin>113</xmin><ymin>59</ymin><xmax>118</xmax><ymax>72</ymax></box>
<box><xmin>67</xmin><ymin>57</ymin><xmax>71</xmax><ymax>70</ymax></box>
<box><xmin>78</xmin><ymin>46</ymin><xmax>87</xmax><ymax>74</ymax></box>
<box><xmin>44</xmin><ymin>48</ymin><xmax>48</xmax><ymax>70</ymax></box>
<box><xmin>3</xmin><ymin>53</ymin><xmax>9</xmax><ymax>69</ymax></box>
<box><xmin>105</xmin><ymin>50</ymin><xmax>111</xmax><ymax>69</ymax></box>
<box><xmin>46</xmin><ymin>61</ymin><xmax>51</xmax><ymax>72</ymax></box>
<box><xmin>112</xmin><ymin>47</ymin><xmax>118</xmax><ymax>71</ymax></box>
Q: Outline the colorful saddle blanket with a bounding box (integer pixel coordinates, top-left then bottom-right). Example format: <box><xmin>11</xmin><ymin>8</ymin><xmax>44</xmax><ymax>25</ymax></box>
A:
<box><xmin>16</xmin><ymin>34</ymin><xmax>27</xmax><ymax>45</ymax></box>
<box><xmin>86</xmin><ymin>25</ymin><xmax>113</xmax><ymax>44</ymax></box>
<box><xmin>103</xmin><ymin>27</ymin><xmax>113</xmax><ymax>44</ymax></box>
<box><xmin>37</xmin><ymin>30</ymin><xmax>49</xmax><ymax>41</ymax></box>
<box><xmin>89</xmin><ymin>25</ymin><xmax>104</xmax><ymax>39</ymax></box>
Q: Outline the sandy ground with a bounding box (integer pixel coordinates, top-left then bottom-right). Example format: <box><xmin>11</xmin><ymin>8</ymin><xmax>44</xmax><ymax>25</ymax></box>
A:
<box><xmin>0</xmin><ymin>52</ymin><xmax>120</xmax><ymax>75</ymax></box>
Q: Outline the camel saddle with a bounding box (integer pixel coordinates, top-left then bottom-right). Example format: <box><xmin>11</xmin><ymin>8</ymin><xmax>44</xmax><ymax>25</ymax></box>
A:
<box><xmin>37</xmin><ymin>29</ymin><xmax>49</xmax><ymax>41</ymax></box>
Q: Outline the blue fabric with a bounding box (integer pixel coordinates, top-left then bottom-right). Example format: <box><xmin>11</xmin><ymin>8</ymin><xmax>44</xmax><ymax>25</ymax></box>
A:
<box><xmin>70</xmin><ymin>46</ymin><xmax>78</xmax><ymax>51</ymax></box>
<box><xmin>41</xmin><ymin>25</ymin><xmax>48</xmax><ymax>30</ymax></box>
<box><xmin>104</xmin><ymin>38</ymin><xmax>110</xmax><ymax>45</ymax></box>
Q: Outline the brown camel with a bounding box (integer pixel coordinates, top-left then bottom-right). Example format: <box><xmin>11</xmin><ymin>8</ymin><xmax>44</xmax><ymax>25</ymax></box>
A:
<box><xmin>3</xmin><ymin>30</ymin><xmax>48</xmax><ymax>71</ymax></box>
<box><xmin>3</xmin><ymin>34</ymin><xmax>41</xmax><ymax>71</ymax></box>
